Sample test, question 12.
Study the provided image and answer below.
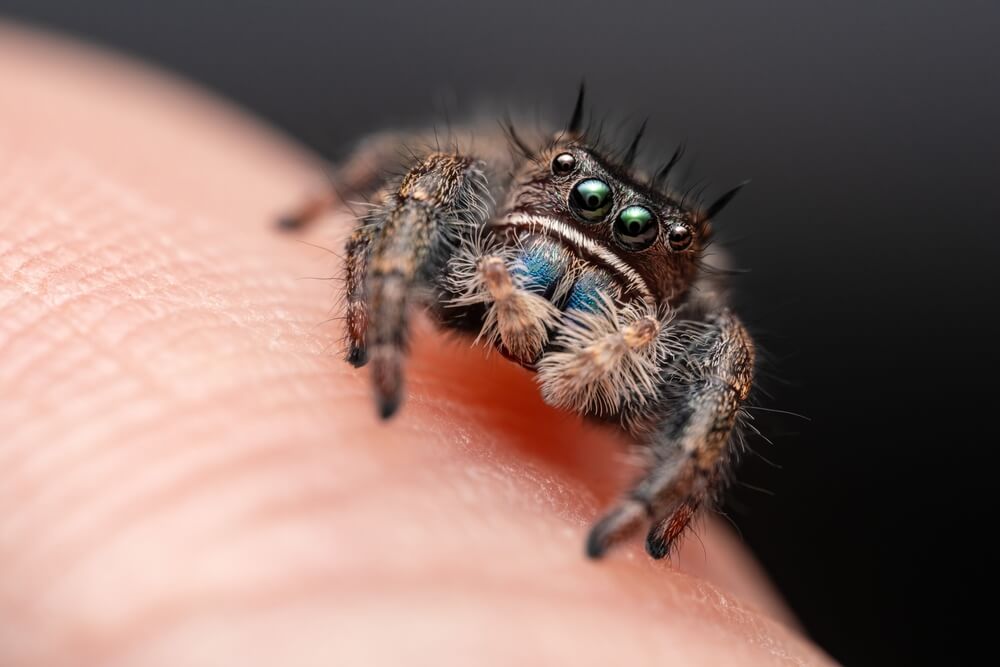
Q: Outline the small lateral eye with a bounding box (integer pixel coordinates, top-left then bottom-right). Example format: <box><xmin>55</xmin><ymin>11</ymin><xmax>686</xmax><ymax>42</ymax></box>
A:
<box><xmin>552</xmin><ymin>152</ymin><xmax>576</xmax><ymax>175</ymax></box>
<box><xmin>667</xmin><ymin>223</ymin><xmax>694</xmax><ymax>251</ymax></box>
<box><xmin>614</xmin><ymin>205</ymin><xmax>658</xmax><ymax>250</ymax></box>
<box><xmin>570</xmin><ymin>179</ymin><xmax>614</xmax><ymax>221</ymax></box>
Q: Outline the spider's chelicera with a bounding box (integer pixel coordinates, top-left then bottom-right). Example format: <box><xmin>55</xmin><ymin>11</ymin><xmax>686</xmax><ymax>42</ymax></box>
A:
<box><xmin>281</xmin><ymin>87</ymin><xmax>755</xmax><ymax>560</ymax></box>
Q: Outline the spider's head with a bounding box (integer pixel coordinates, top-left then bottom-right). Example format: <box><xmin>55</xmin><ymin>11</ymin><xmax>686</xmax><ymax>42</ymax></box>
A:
<box><xmin>508</xmin><ymin>141</ymin><xmax>714</xmax><ymax>305</ymax></box>
<box><xmin>493</xmin><ymin>86</ymin><xmax>744</xmax><ymax>309</ymax></box>
<box><xmin>497</xmin><ymin>149</ymin><xmax>743</xmax><ymax>313</ymax></box>
<box><xmin>492</xmin><ymin>86</ymin><xmax>744</xmax><ymax>309</ymax></box>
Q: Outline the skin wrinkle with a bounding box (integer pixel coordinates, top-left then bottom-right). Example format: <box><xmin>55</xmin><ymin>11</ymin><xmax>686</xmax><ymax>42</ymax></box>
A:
<box><xmin>3</xmin><ymin>344</ymin><xmax>328</xmax><ymax>486</ymax></box>
<box><xmin>15</xmin><ymin>377</ymin><xmax>534</xmax><ymax>585</ymax></box>
<box><xmin>41</xmin><ymin>464</ymin><xmax>764</xmax><ymax>663</ymax></box>
<box><xmin>10</xmin><ymin>328</ymin><xmax>430</xmax><ymax>577</ymax></box>
<box><xmin>1</xmin><ymin>238</ymin><xmax>193</xmax><ymax>408</ymax></box>
<box><xmin>0</xmin><ymin>23</ymin><xmax>834</xmax><ymax>667</ymax></box>
<box><xmin>50</xmin><ymin>468</ymin><xmax>584</xmax><ymax>628</ymax></box>
<box><xmin>1</xmin><ymin>237</ymin><xmax>334</xmax><ymax>494</ymax></box>
<box><xmin>93</xmin><ymin>576</ymin><xmax>709</xmax><ymax>666</ymax></box>
<box><xmin>3</xmin><ymin>354</ymin><xmax>349</xmax><ymax>511</ymax></box>
<box><xmin>3</xmin><ymin>182</ymin><xmax>158</xmax><ymax>293</ymax></box>
<box><xmin>10</xmin><ymin>412</ymin><xmax>328</xmax><ymax>579</ymax></box>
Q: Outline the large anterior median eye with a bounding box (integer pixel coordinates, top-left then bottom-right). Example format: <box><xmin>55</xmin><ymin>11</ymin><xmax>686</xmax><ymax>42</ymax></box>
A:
<box><xmin>570</xmin><ymin>179</ymin><xmax>614</xmax><ymax>221</ymax></box>
<box><xmin>613</xmin><ymin>205</ymin><xmax>658</xmax><ymax>250</ymax></box>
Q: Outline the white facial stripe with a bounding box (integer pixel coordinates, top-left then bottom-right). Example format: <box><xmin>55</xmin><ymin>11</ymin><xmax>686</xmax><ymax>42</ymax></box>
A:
<box><xmin>498</xmin><ymin>213</ymin><xmax>655</xmax><ymax>303</ymax></box>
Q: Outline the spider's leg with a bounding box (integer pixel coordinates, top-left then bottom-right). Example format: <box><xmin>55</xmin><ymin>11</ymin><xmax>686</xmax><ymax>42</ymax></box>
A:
<box><xmin>276</xmin><ymin>131</ymin><xmax>419</xmax><ymax>231</ymax></box>
<box><xmin>276</xmin><ymin>189</ymin><xmax>340</xmax><ymax>231</ymax></box>
<box><xmin>343</xmin><ymin>223</ymin><xmax>375</xmax><ymax>366</ymax></box>
<box><xmin>363</xmin><ymin>153</ymin><xmax>489</xmax><ymax>418</ymax></box>
<box><xmin>586</xmin><ymin>311</ymin><xmax>755</xmax><ymax>559</ymax></box>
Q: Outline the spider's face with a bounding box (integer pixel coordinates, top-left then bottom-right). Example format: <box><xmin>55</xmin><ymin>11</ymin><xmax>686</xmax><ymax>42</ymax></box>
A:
<box><xmin>498</xmin><ymin>142</ymin><xmax>705</xmax><ymax>308</ymax></box>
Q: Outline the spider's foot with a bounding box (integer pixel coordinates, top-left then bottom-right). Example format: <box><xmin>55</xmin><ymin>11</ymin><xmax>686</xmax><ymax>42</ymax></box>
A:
<box><xmin>276</xmin><ymin>214</ymin><xmax>307</xmax><ymax>231</ymax></box>
<box><xmin>585</xmin><ymin>499</ymin><xmax>646</xmax><ymax>559</ymax></box>
<box><xmin>370</xmin><ymin>344</ymin><xmax>403</xmax><ymax>420</ymax></box>
<box><xmin>346</xmin><ymin>343</ymin><xmax>368</xmax><ymax>368</ymax></box>
<box><xmin>644</xmin><ymin>501</ymin><xmax>697</xmax><ymax>560</ymax></box>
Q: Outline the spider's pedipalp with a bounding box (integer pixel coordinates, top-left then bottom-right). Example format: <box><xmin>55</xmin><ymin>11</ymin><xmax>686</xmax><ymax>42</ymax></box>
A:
<box><xmin>479</xmin><ymin>256</ymin><xmax>561</xmax><ymax>362</ymax></box>
<box><xmin>537</xmin><ymin>295</ymin><xmax>671</xmax><ymax>418</ymax></box>
<box><xmin>446</xmin><ymin>236</ymin><xmax>562</xmax><ymax>363</ymax></box>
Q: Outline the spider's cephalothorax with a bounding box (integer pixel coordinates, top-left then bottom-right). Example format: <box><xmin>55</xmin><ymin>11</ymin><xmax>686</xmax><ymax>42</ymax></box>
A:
<box><xmin>281</xmin><ymin>87</ymin><xmax>755</xmax><ymax>560</ymax></box>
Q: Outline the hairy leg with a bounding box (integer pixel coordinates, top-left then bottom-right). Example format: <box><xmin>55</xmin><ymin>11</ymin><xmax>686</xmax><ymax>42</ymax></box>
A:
<box><xmin>587</xmin><ymin>311</ymin><xmax>755</xmax><ymax>559</ymax></box>
<box><xmin>343</xmin><ymin>224</ymin><xmax>375</xmax><ymax>366</ymax></box>
<box><xmin>277</xmin><ymin>131</ymin><xmax>420</xmax><ymax>230</ymax></box>
<box><xmin>363</xmin><ymin>153</ymin><xmax>490</xmax><ymax>417</ymax></box>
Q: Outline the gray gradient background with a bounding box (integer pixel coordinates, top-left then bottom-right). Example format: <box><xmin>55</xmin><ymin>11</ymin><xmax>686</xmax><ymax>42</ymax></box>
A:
<box><xmin>2</xmin><ymin>1</ymin><xmax>997</xmax><ymax>664</ymax></box>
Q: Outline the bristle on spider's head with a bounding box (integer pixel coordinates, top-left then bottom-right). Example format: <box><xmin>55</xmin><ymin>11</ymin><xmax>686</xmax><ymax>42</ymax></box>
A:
<box><xmin>622</xmin><ymin>119</ymin><xmax>648</xmax><ymax>168</ymax></box>
<box><xmin>651</xmin><ymin>144</ymin><xmax>686</xmax><ymax>191</ymax></box>
<box><xmin>699</xmin><ymin>181</ymin><xmax>750</xmax><ymax>223</ymax></box>
<box><xmin>567</xmin><ymin>82</ymin><xmax>586</xmax><ymax>136</ymax></box>
<box><xmin>501</xmin><ymin>117</ymin><xmax>535</xmax><ymax>160</ymax></box>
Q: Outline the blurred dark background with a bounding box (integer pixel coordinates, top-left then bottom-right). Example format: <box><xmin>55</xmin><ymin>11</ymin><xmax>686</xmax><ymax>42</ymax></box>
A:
<box><xmin>2</xmin><ymin>1</ymin><xmax>997</xmax><ymax>663</ymax></box>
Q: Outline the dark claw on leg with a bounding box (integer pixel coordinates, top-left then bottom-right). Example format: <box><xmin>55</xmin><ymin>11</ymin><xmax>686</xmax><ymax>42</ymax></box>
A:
<box><xmin>377</xmin><ymin>394</ymin><xmax>400</xmax><ymax>420</ymax></box>
<box><xmin>346</xmin><ymin>344</ymin><xmax>368</xmax><ymax>368</ymax></box>
<box><xmin>644</xmin><ymin>500</ymin><xmax>697</xmax><ymax>560</ymax></box>
<box><xmin>275</xmin><ymin>192</ymin><xmax>338</xmax><ymax>232</ymax></box>
<box><xmin>585</xmin><ymin>499</ymin><xmax>647</xmax><ymax>559</ymax></box>
<box><xmin>645</xmin><ymin>528</ymin><xmax>671</xmax><ymax>560</ymax></box>
<box><xmin>370</xmin><ymin>345</ymin><xmax>403</xmax><ymax>420</ymax></box>
<box><xmin>276</xmin><ymin>214</ymin><xmax>307</xmax><ymax>231</ymax></box>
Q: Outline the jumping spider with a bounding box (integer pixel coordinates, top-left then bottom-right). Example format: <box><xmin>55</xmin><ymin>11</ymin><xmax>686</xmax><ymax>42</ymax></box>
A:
<box><xmin>281</xmin><ymin>87</ymin><xmax>755</xmax><ymax>560</ymax></box>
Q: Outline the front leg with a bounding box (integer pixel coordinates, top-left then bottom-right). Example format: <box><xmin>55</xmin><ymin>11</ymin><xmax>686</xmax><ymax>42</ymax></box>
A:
<box><xmin>350</xmin><ymin>153</ymin><xmax>490</xmax><ymax>418</ymax></box>
<box><xmin>343</xmin><ymin>223</ymin><xmax>375</xmax><ymax>367</ymax></box>
<box><xmin>586</xmin><ymin>311</ymin><xmax>755</xmax><ymax>559</ymax></box>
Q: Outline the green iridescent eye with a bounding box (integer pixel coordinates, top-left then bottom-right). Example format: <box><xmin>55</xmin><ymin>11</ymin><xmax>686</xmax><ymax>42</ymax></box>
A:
<box><xmin>613</xmin><ymin>205</ymin><xmax>658</xmax><ymax>250</ymax></box>
<box><xmin>570</xmin><ymin>179</ymin><xmax>614</xmax><ymax>221</ymax></box>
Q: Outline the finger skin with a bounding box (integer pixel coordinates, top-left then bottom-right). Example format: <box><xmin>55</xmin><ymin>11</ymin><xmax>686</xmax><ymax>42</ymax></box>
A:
<box><xmin>0</xmin><ymin>23</ymin><xmax>836</xmax><ymax>667</ymax></box>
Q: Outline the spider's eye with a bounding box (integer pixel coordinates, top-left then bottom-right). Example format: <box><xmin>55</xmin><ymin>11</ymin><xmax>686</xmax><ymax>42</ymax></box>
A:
<box><xmin>667</xmin><ymin>223</ymin><xmax>694</xmax><ymax>251</ymax></box>
<box><xmin>613</xmin><ymin>205</ymin><xmax>658</xmax><ymax>250</ymax></box>
<box><xmin>552</xmin><ymin>152</ymin><xmax>576</xmax><ymax>175</ymax></box>
<box><xmin>570</xmin><ymin>179</ymin><xmax>614</xmax><ymax>221</ymax></box>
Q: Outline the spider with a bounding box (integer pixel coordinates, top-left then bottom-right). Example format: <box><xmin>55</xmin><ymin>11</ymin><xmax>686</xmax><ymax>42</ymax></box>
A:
<box><xmin>280</xmin><ymin>87</ymin><xmax>755</xmax><ymax>560</ymax></box>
